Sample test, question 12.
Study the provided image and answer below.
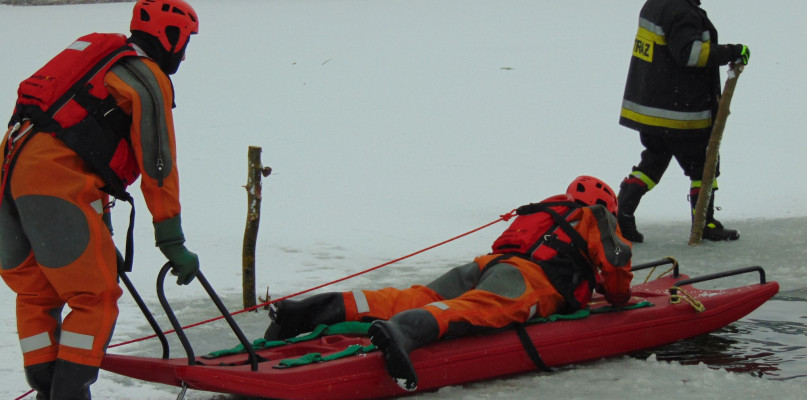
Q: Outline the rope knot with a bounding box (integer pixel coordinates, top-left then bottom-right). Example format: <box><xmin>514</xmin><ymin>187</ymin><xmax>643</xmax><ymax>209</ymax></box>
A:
<box><xmin>669</xmin><ymin>286</ymin><xmax>706</xmax><ymax>312</ymax></box>
<box><xmin>500</xmin><ymin>209</ymin><xmax>517</xmax><ymax>221</ymax></box>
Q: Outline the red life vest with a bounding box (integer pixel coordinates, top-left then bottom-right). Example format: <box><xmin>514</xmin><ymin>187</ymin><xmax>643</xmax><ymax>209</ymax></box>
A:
<box><xmin>491</xmin><ymin>194</ymin><xmax>597</xmax><ymax>312</ymax></box>
<box><xmin>10</xmin><ymin>32</ymin><xmax>140</xmax><ymax>200</ymax></box>
<box><xmin>491</xmin><ymin>194</ymin><xmax>581</xmax><ymax>260</ymax></box>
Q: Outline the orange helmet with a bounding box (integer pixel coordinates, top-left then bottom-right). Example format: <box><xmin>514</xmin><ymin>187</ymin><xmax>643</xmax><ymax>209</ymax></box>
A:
<box><xmin>131</xmin><ymin>0</ymin><xmax>199</xmax><ymax>54</ymax></box>
<box><xmin>566</xmin><ymin>176</ymin><xmax>618</xmax><ymax>215</ymax></box>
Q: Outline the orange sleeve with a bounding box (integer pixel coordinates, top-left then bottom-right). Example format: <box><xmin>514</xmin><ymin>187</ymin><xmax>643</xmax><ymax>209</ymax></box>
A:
<box><xmin>574</xmin><ymin>207</ymin><xmax>634</xmax><ymax>305</ymax></box>
<box><xmin>104</xmin><ymin>57</ymin><xmax>181</xmax><ymax>223</ymax></box>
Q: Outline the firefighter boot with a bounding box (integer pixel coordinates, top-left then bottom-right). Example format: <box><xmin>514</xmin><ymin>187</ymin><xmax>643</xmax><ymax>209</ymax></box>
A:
<box><xmin>617</xmin><ymin>178</ymin><xmax>649</xmax><ymax>243</ymax></box>
<box><xmin>264</xmin><ymin>293</ymin><xmax>346</xmax><ymax>341</ymax></box>
<box><xmin>24</xmin><ymin>361</ymin><xmax>55</xmax><ymax>400</ymax></box>
<box><xmin>50</xmin><ymin>359</ymin><xmax>98</xmax><ymax>400</ymax></box>
<box><xmin>368</xmin><ymin>308</ymin><xmax>440</xmax><ymax>392</ymax></box>
<box><xmin>690</xmin><ymin>189</ymin><xmax>740</xmax><ymax>241</ymax></box>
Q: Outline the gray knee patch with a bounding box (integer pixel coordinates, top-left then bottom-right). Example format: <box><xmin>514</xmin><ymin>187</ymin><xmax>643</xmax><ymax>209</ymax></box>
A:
<box><xmin>426</xmin><ymin>262</ymin><xmax>481</xmax><ymax>300</ymax></box>
<box><xmin>0</xmin><ymin>200</ymin><xmax>32</xmax><ymax>270</ymax></box>
<box><xmin>16</xmin><ymin>195</ymin><xmax>90</xmax><ymax>268</ymax></box>
<box><xmin>476</xmin><ymin>263</ymin><xmax>526</xmax><ymax>299</ymax></box>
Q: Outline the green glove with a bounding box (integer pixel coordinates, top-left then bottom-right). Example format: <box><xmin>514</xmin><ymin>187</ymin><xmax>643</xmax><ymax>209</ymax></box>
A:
<box><xmin>736</xmin><ymin>44</ymin><xmax>750</xmax><ymax>65</ymax></box>
<box><xmin>154</xmin><ymin>215</ymin><xmax>200</xmax><ymax>285</ymax></box>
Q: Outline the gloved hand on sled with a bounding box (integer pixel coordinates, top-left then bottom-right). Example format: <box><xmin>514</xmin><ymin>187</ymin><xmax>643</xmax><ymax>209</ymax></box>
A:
<box><xmin>154</xmin><ymin>215</ymin><xmax>200</xmax><ymax>285</ymax></box>
<box><xmin>605</xmin><ymin>289</ymin><xmax>633</xmax><ymax>307</ymax></box>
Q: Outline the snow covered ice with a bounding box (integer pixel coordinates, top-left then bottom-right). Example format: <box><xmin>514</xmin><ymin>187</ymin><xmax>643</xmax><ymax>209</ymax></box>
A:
<box><xmin>1</xmin><ymin>0</ymin><xmax>806</xmax><ymax>399</ymax></box>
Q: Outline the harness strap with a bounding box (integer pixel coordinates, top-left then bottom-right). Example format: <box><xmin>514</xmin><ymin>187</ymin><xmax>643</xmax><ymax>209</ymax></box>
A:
<box><xmin>122</xmin><ymin>198</ymin><xmax>135</xmax><ymax>273</ymax></box>
<box><xmin>515</xmin><ymin>201</ymin><xmax>588</xmax><ymax>252</ymax></box>
<box><xmin>517</xmin><ymin>201</ymin><xmax>592</xmax><ymax>271</ymax></box>
<box><xmin>537</xmin><ymin>205</ymin><xmax>589</xmax><ymax>252</ymax></box>
<box><xmin>543</xmin><ymin>234</ymin><xmax>591</xmax><ymax>274</ymax></box>
<box><xmin>515</xmin><ymin>200</ymin><xmax>579</xmax><ymax>216</ymax></box>
<box><xmin>1</xmin><ymin>123</ymin><xmax>35</xmax><ymax>209</ymax></box>
<box><xmin>513</xmin><ymin>323</ymin><xmax>552</xmax><ymax>372</ymax></box>
<box><xmin>72</xmin><ymin>87</ymin><xmax>132</xmax><ymax>135</ymax></box>
<box><xmin>525</xmin><ymin>207</ymin><xmax>577</xmax><ymax>258</ymax></box>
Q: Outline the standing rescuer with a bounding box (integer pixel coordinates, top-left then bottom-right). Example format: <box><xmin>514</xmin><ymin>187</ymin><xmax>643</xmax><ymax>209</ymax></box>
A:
<box><xmin>617</xmin><ymin>0</ymin><xmax>750</xmax><ymax>243</ymax></box>
<box><xmin>0</xmin><ymin>1</ymin><xmax>200</xmax><ymax>398</ymax></box>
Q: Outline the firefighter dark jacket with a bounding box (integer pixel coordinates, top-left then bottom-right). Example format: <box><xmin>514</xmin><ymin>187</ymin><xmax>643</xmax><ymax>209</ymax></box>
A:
<box><xmin>619</xmin><ymin>0</ymin><xmax>735</xmax><ymax>136</ymax></box>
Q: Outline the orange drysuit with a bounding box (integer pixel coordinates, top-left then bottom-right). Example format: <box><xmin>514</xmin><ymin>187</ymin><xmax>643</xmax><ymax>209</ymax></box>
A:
<box><xmin>0</xmin><ymin>55</ymin><xmax>182</xmax><ymax>368</ymax></box>
<box><xmin>341</xmin><ymin>196</ymin><xmax>633</xmax><ymax>338</ymax></box>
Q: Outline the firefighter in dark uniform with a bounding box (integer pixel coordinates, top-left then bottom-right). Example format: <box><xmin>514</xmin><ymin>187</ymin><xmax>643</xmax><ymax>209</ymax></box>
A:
<box><xmin>617</xmin><ymin>0</ymin><xmax>750</xmax><ymax>243</ymax></box>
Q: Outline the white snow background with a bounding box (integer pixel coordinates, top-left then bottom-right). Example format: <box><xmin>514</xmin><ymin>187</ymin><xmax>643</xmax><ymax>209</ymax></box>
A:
<box><xmin>1</xmin><ymin>0</ymin><xmax>806</xmax><ymax>399</ymax></box>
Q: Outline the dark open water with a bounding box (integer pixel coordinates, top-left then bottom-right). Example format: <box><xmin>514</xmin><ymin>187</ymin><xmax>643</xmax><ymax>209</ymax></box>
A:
<box><xmin>632</xmin><ymin>293</ymin><xmax>807</xmax><ymax>382</ymax></box>
<box><xmin>627</xmin><ymin>217</ymin><xmax>807</xmax><ymax>382</ymax></box>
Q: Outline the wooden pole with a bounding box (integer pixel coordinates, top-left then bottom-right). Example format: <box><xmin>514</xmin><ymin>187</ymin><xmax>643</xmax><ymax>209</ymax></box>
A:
<box><xmin>689</xmin><ymin>64</ymin><xmax>743</xmax><ymax>245</ymax></box>
<box><xmin>243</xmin><ymin>146</ymin><xmax>272</xmax><ymax>309</ymax></box>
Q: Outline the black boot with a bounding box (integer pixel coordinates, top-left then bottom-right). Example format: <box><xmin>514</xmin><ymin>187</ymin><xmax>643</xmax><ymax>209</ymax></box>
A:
<box><xmin>617</xmin><ymin>178</ymin><xmax>648</xmax><ymax>243</ymax></box>
<box><xmin>690</xmin><ymin>188</ymin><xmax>740</xmax><ymax>241</ymax></box>
<box><xmin>368</xmin><ymin>309</ymin><xmax>440</xmax><ymax>392</ymax></box>
<box><xmin>50</xmin><ymin>359</ymin><xmax>98</xmax><ymax>400</ymax></box>
<box><xmin>25</xmin><ymin>361</ymin><xmax>55</xmax><ymax>400</ymax></box>
<box><xmin>264</xmin><ymin>293</ymin><xmax>346</xmax><ymax>341</ymax></box>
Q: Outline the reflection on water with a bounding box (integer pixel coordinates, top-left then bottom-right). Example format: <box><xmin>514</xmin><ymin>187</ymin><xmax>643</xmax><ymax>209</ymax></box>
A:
<box><xmin>631</xmin><ymin>298</ymin><xmax>807</xmax><ymax>381</ymax></box>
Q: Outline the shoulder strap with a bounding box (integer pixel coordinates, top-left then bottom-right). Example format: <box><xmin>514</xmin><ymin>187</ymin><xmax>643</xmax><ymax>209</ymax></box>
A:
<box><xmin>515</xmin><ymin>200</ymin><xmax>578</xmax><ymax>216</ymax></box>
<box><xmin>517</xmin><ymin>201</ymin><xmax>588</xmax><ymax>253</ymax></box>
<box><xmin>539</xmin><ymin>206</ymin><xmax>589</xmax><ymax>252</ymax></box>
<box><xmin>46</xmin><ymin>44</ymin><xmax>135</xmax><ymax>118</ymax></box>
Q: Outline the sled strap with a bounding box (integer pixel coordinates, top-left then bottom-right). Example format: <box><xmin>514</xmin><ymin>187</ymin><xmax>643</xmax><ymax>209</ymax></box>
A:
<box><xmin>274</xmin><ymin>344</ymin><xmax>377</xmax><ymax>369</ymax></box>
<box><xmin>589</xmin><ymin>301</ymin><xmax>654</xmax><ymax>313</ymax></box>
<box><xmin>513</xmin><ymin>323</ymin><xmax>552</xmax><ymax>372</ymax></box>
<box><xmin>202</xmin><ymin>321</ymin><xmax>373</xmax><ymax>359</ymax></box>
<box><xmin>527</xmin><ymin>308</ymin><xmax>590</xmax><ymax>323</ymax></box>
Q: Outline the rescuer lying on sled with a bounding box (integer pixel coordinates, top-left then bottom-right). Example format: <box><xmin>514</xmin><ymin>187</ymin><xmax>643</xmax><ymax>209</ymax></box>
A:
<box><xmin>263</xmin><ymin>176</ymin><xmax>634</xmax><ymax>391</ymax></box>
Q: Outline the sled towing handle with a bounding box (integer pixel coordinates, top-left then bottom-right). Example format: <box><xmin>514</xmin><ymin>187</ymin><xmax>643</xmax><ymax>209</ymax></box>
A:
<box><xmin>631</xmin><ymin>257</ymin><xmax>680</xmax><ymax>278</ymax></box>
<box><xmin>157</xmin><ymin>263</ymin><xmax>259</xmax><ymax>371</ymax></box>
<box><xmin>670</xmin><ymin>265</ymin><xmax>767</xmax><ymax>297</ymax></box>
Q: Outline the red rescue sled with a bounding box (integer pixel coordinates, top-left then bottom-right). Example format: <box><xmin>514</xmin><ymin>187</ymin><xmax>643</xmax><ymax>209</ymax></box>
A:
<box><xmin>102</xmin><ymin>259</ymin><xmax>779</xmax><ymax>399</ymax></box>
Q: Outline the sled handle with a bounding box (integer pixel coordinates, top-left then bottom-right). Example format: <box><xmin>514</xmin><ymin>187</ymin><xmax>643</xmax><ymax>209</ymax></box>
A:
<box><xmin>156</xmin><ymin>264</ymin><xmax>196</xmax><ymax>365</ymax></box>
<box><xmin>119</xmin><ymin>271</ymin><xmax>170</xmax><ymax>359</ymax></box>
<box><xmin>157</xmin><ymin>263</ymin><xmax>259</xmax><ymax>371</ymax></box>
<box><xmin>670</xmin><ymin>266</ymin><xmax>767</xmax><ymax>298</ymax></box>
<box><xmin>631</xmin><ymin>257</ymin><xmax>680</xmax><ymax>278</ymax></box>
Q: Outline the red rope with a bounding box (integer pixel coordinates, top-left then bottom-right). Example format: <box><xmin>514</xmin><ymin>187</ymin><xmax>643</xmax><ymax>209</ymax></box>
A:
<box><xmin>108</xmin><ymin>210</ymin><xmax>516</xmax><ymax>349</ymax></box>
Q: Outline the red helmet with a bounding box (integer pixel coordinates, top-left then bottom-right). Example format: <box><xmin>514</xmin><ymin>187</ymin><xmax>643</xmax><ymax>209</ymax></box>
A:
<box><xmin>566</xmin><ymin>176</ymin><xmax>618</xmax><ymax>215</ymax></box>
<box><xmin>131</xmin><ymin>0</ymin><xmax>199</xmax><ymax>54</ymax></box>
